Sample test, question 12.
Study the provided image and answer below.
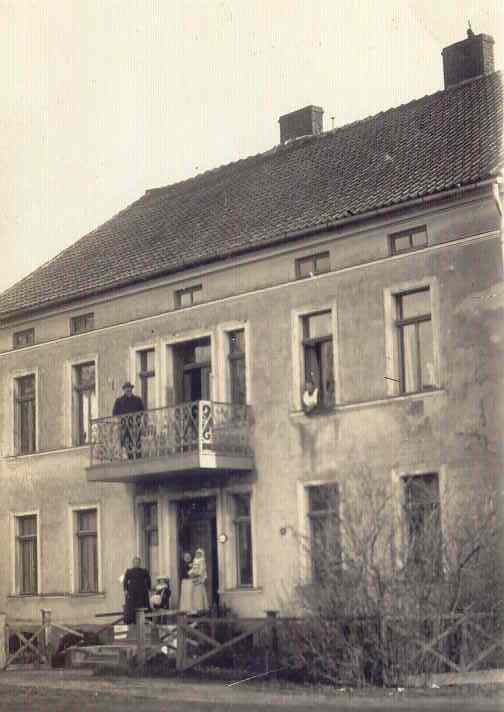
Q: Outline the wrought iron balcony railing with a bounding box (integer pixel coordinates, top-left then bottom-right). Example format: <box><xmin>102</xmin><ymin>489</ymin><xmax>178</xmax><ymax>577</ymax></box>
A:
<box><xmin>89</xmin><ymin>400</ymin><xmax>252</xmax><ymax>467</ymax></box>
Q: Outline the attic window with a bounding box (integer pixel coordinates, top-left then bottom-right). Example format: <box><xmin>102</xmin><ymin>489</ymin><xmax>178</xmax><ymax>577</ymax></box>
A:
<box><xmin>390</xmin><ymin>226</ymin><xmax>428</xmax><ymax>255</ymax></box>
<box><xmin>296</xmin><ymin>252</ymin><xmax>330</xmax><ymax>279</ymax></box>
<box><xmin>13</xmin><ymin>328</ymin><xmax>35</xmax><ymax>349</ymax></box>
<box><xmin>70</xmin><ymin>313</ymin><xmax>95</xmax><ymax>335</ymax></box>
<box><xmin>175</xmin><ymin>285</ymin><xmax>202</xmax><ymax>308</ymax></box>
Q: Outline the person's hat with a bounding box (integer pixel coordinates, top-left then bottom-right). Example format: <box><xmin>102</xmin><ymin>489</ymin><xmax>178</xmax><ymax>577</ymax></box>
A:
<box><xmin>122</xmin><ymin>381</ymin><xmax>134</xmax><ymax>389</ymax></box>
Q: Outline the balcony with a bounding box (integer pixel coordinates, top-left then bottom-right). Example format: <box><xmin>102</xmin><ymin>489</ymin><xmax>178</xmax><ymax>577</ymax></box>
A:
<box><xmin>86</xmin><ymin>400</ymin><xmax>254</xmax><ymax>483</ymax></box>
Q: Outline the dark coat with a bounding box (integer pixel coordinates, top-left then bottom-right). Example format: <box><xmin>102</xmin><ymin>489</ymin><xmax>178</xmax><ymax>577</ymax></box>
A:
<box><xmin>113</xmin><ymin>394</ymin><xmax>145</xmax><ymax>416</ymax></box>
<box><xmin>123</xmin><ymin>566</ymin><xmax>151</xmax><ymax>624</ymax></box>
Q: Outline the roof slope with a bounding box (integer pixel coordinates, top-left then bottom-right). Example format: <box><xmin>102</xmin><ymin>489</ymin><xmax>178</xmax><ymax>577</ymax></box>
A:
<box><xmin>1</xmin><ymin>71</ymin><xmax>502</xmax><ymax>320</ymax></box>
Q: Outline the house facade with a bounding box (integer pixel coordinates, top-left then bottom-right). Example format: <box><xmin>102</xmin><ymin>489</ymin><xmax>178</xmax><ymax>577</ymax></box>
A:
<box><xmin>0</xmin><ymin>31</ymin><xmax>502</xmax><ymax>625</ymax></box>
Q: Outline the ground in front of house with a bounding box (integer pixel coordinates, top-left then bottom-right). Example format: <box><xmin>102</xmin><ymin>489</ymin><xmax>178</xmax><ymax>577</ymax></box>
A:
<box><xmin>0</xmin><ymin>669</ymin><xmax>503</xmax><ymax>711</ymax></box>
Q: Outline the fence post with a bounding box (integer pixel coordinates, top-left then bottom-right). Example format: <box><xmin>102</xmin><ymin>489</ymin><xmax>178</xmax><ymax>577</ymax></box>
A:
<box><xmin>266</xmin><ymin>610</ymin><xmax>279</xmax><ymax>677</ymax></box>
<box><xmin>40</xmin><ymin>609</ymin><xmax>52</xmax><ymax>666</ymax></box>
<box><xmin>0</xmin><ymin>613</ymin><xmax>6</xmax><ymax>669</ymax></box>
<box><xmin>136</xmin><ymin>609</ymin><xmax>146</xmax><ymax>673</ymax></box>
<box><xmin>176</xmin><ymin>613</ymin><xmax>187</xmax><ymax>672</ymax></box>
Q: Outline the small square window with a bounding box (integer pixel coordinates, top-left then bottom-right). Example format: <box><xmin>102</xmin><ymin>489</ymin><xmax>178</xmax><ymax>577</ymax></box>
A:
<box><xmin>175</xmin><ymin>285</ymin><xmax>202</xmax><ymax>308</ymax></box>
<box><xmin>70</xmin><ymin>313</ymin><xmax>95</xmax><ymax>335</ymax></box>
<box><xmin>13</xmin><ymin>329</ymin><xmax>35</xmax><ymax>349</ymax></box>
<box><xmin>390</xmin><ymin>227</ymin><xmax>427</xmax><ymax>255</ymax></box>
<box><xmin>296</xmin><ymin>252</ymin><xmax>330</xmax><ymax>279</ymax></box>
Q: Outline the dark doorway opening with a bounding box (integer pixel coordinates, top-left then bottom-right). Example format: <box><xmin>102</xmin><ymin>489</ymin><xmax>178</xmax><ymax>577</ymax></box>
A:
<box><xmin>177</xmin><ymin>497</ymin><xmax>219</xmax><ymax>608</ymax></box>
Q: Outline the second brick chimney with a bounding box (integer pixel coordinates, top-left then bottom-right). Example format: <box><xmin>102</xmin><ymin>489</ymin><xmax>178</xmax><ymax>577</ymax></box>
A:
<box><xmin>442</xmin><ymin>28</ymin><xmax>495</xmax><ymax>88</ymax></box>
<box><xmin>279</xmin><ymin>105</ymin><xmax>324</xmax><ymax>144</ymax></box>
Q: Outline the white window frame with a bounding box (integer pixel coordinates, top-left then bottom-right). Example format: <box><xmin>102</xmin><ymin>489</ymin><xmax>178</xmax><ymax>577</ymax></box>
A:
<box><xmin>10</xmin><ymin>510</ymin><xmax>41</xmax><ymax>596</ymax></box>
<box><xmin>129</xmin><ymin>342</ymin><xmax>160</xmax><ymax>410</ymax></box>
<box><xmin>222</xmin><ymin>485</ymin><xmax>258</xmax><ymax>591</ymax></box>
<box><xmin>291</xmin><ymin>303</ymin><xmax>340</xmax><ymax>411</ymax></box>
<box><xmin>216</xmin><ymin>321</ymin><xmax>251</xmax><ymax>404</ymax></box>
<box><xmin>64</xmin><ymin>354</ymin><xmax>99</xmax><ymax>448</ymax></box>
<box><xmin>161</xmin><ymin>329</ymin><xmax>217</xmax><ymax>407</ymax></box>
<box><xmin>297</xmin><ymin>479</ymin><xmax>341</xmax><ymax>583</ymax></box>
<box><xmin>135</xmin><ymin>495</ymin><xmax>162</xmax><ymax>579</ymax></box>
<box><xmin>68</xmin><ymin>504</ymin><xmax>102</xmax><ymax>594</ymax></box>
<box><xmin>10</xmin><ymin>368</ymin><xmax>39</xmax><ymax>456</ymax></box>
<box><xmin>383</xmin><ymin>277</ymin><xmax>441</xmax><ymax>397</ymax></box>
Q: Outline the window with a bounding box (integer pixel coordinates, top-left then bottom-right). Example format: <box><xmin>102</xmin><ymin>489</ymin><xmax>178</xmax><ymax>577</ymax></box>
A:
<box><xmin>390</xmin><ymin>226</ymin><xmax>427</xmax><ymax>255</ymax></box>
<box><xmin>72</xmin><ymin>362</ymin><xmax>97</xmax><ymax>446</ymax></box>
<box><xmin>296</xmin><ymin>252</ymin><xmax>330</xmax><ymax>279</ymax></box>
<box><xmin>137</xmin><ymin>349</ymin><xmax>156</xmax><ymax>409</ymax></box>
<box><xmin>307</xmin><ymin>484</ymin><xmax>340</xmax><ymax>583</ymax></box>
<box><xmin>13</xmin><ymin>329</ymin><xmax>35</xmax><ymax>349</ymax></box>
<box><xmin>15</xmin><ymin>514</ymin><xmax>38</xmax><ymax>594</ymax></box>
<box><xmin>14</xmin><ymin>374</ymin><xmax>36</xmax><ymax>454</ymax></box>
<box><xmin>140</xmin><ymin>502</ymin><xmax>159</xmax><ymax>579</ymax></box>
<box><xmin>403</xmin><ymin>474</ymin><xmax>441</xmax><ymax>577</ymax></box>
<box><xmin>228</xmin><ymin>330</ymin><xmax>246</xmax><ymax>404</ymax></box>
<box><xmin>75</xmin><ymin>509</ymin><xmax>98</xmax><ymax>593</ymax></box>
<box><xmin>395</xmin><ymin>288</ymin><xmax>435</xmax><ymax>394</ymax></box>
<box><xmin>302</xmin><ymin>311</ymin><xmax>335</xmax><ymax>409</ymax></box>
<box><xmin>175</xmin><ymin>285</ymin><xmax>202</xmax><ymax>308</ymax></box>
<box><xmin>233</xmin><ymin>494</ymin><xmax>253</xmax><ymax>587</ymax></box>
<box><xmin>173</xmin><ymin>337</ymin><xmax>211</xmax><ymax>403</ymax></box>
<box><xmin>70</xmin><ymin>313</ymin><xmax>94</xmax><ymax>335</ymax></box>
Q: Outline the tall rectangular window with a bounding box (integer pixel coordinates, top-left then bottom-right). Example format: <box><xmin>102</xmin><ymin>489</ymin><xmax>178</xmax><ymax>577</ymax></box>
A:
<box><xmin>302</xmin><ymin>311</ymin><xmax>334</xmax><ymax>409</ymax></box>
<box><xmin>403</xmin><ymin>474</ymin><xmax>441</xmax><ymax>577</ymax></box>
<box><xmin>140</xmin><ymin>502</ymin><xmax>159</xmax><ymax>580</ymax></box>
<box><xmin>72</xmin><ymin>362</ymin><xmax>97</xmax><ymax>446</ymax></box>
<box><xmin>15</xmin><ymin>375</ymin><xmax>36</xmax><ymax>454</ymax></box>
<box><xmin>138</xmin><ymin>349</ymin><xmax>155</xmax><ymax>410</ymax></box>
<box><xmin>395</xmin><ymin>288</ymin><xmax>435</xmax><ymax>394</ymax></box>
<box><xmin>228</xmin><ymin>330</ymin><xmax>246</xmax><ymax>404</ymax></box>
<box><xmin>15</xmin><ymin>514</ymin><xmax>38</xmax><ymax>594</ymax></box>
<box><xmin>233</xmin><ymin>494</ymin><xmax>253</xmax><ymax>587</ymax></box>
<box><xmin>70</xmin><ymin>313</ymin><xmax>94</xmax><ymax>335</ymax></box>
<box><xmin>307</xmin><ymin>484</ymin><xmax>340</xmax><ymax>583</ymax></box>
<box><xmin>13</xmin><ymin>329</ymin><xmax>35</xmax><ymax>349</ymax></box>
<box><xmin>75</xmin><ymin>509</ymin><xmax>98</xmax><ymax>593</ymax></box>
<box><xmin>296</xmin><ymin>252</ymin><xmax>330</xmax><ymax>279</ymax></box>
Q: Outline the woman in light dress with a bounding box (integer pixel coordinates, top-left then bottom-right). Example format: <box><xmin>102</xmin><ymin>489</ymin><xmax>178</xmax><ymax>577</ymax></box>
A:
<box><xmin>179</xmin><ymin>548</ymin><xmax>209</xmax><ymax>614</ymax></box>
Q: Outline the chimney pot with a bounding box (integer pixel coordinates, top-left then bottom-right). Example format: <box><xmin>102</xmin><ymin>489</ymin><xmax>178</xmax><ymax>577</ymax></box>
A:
<box><xmin>442</xmin><ymin>32</ymin><xmax>495</xmax><ymax>88</ymax></box>
<box><xmin>279</xmin><ymin>105</ymin><xmax>323</xmax><ymax>144</ymax></box>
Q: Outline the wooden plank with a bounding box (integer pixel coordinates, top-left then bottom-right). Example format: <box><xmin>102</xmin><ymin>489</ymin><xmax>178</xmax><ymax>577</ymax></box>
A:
<box><xmin>178</xmin><ymin>623</ymin><xmax>220</xmax><ymax>649</ymax></box>
<box><xmin>3</xmin><ymin>628</ymin><xmax>44</xmax><ymax>669</ymax></box>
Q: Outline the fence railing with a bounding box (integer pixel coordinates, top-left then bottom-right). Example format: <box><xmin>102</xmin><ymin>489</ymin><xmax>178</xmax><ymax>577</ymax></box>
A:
<box><xmin>89</xmin><ymin>400</ymin><xmax>252</xmax><ymax>466</ymax></box>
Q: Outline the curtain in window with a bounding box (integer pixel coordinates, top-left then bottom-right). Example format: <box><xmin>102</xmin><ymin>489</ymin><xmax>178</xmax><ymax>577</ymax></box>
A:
<box><xmin>78</xmin><ymin>510</ymin><xmax>98</xmax><ymax>593</ymax></box>
<box><xmin>17</xmin><ymin>516</ymin><xmax>37</xmax><ymax>594</ymax></box>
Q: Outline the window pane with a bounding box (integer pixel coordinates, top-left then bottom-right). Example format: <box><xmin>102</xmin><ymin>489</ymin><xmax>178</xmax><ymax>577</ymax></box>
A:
<box><xmin>19</xmin><ymin>515</ymin><xmax>37</xmax><ymax>537</ymax></box>
<box><xmin>236</xmin><ymin>521</ymin><xmax>253</xmax><ymax>585</ymax></box>
<box><xmin>404</xmin><ymin>474</ymin><xmax>441</xmax><ymax>576</ymax></box>
<box><xmin>77</xmin><ymin>363</ymin><xmax>95</xmax><ymax>388</ymax></box>
<box><xmin>402</xmin><ymin>323</ymin><xmax>419</xmax><ymax>392</ymax></box>
<box><xmin>308</xmin><ymin>485</ymin><xmax>339</xmax><ymax>513</ymax></box>
<box><xmin>230</xmin><ymin>357</ymin><xmax>246</xmax><ymax>404</ymax></box>
<box><xmin>315</xmin><ymin>253</ymin><xmax>330</xmax><ymax>274</ymax></box>
<box><xmin>419</xmin><ymin>320</ymin><xmax>435</xmax><ymax>389</ymax></box>
<box><xmin>17</xmin><ymin>516</ymin><xmax>37</xmax><ymax>594</ymax></box>
<box><xmin>18</xmin><ymin>375</ymin><xmax>35</xmax><ymax>398</ymax></box>
<box><xmin>194</xmin><ymin>342</ymin><xmax>211</xmax><ymax>363</ymax></box>
<box><xmin>78</xmin><ymin>509</ymin><xmax>97</xmax><ymax>532</ymax></box>
<box><xmin>79</xmin><ymin>533</ymin><xmax>98</xmax><ymax>592</ymax></box>
<box><xmin>20</xmin><ymin>398</ymin><xmax>36</xmax><ymax>453</ymax></box>
<box><xmin>229</xmin><ymin>330</ymin><xmax>245</xmax><ymax>354</ymax></box>
<box><xmin>297</xmin><ymin>256</ymin><xmax>314</xmax><ymax>278</ymax></box>
<box><xmin>146</xmin><ymin>376</ymin><xmax>156</xmax><ymax>409</ymax></box>
<box><xmin>304</xmin><ymin>344</ymin><xmax>320</xmax><ymax>386</ymax></box>
<box><xmin>320</xmin><ymin>339</ymin><xmax>334</xmax><ymax>407</ymax></box>
<box><xmin>411</xmin><ymin>229</ymin><xmax>428</xmax><ymax>247</ymax></box>
<box><xmin>234</xmin><ymin>494</ymin><xmax>250</xmax><ymax>517</ymax></box>
<box><xmin>305</xmin><ymin>311</ymin><xmax>331</xmax><ymax>339</ymax></box>
<box><xmin>392</xmin><ymin>234</ymin><xmax>412</xmax><ymax>252</ymax></box>
<box><xmin>179</xmin><ymin>291</ymin><xmax>192</xmax><ymax>307</ymax></box>
<box><xmin>400</xmin><ymin>289</ymin><xmax>430</xmax><ymax>319</ymax></box>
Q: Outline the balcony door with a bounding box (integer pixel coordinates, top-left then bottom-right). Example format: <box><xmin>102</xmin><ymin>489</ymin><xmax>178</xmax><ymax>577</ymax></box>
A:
<box><xmin>174</xmin><ymin>337</ymin><xmax>211</xmax><ymax>403</ymax></box>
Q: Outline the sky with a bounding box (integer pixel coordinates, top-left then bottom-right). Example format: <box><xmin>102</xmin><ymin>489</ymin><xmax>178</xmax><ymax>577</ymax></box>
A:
<box><xmin>1</xmin><ymin>0</ymin><xmax>503</xmax><ymax>295</ymax></box>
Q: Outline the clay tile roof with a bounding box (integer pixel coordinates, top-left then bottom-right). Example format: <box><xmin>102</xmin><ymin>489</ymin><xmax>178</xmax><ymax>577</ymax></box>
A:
<box><xmin>1</xmin><ymin>71</ymin><xmax>502</xmax><ymax>320</ymax></box>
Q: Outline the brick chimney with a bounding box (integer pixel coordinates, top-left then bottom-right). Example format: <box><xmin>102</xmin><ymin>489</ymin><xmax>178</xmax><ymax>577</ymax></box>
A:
<box><xmin>279</xmin><ymin>105</ymin><xmax>323</xmax><ymax>144</ymax></box>
<box><xmin>442</xmin><ymin>29</ymin><xmax>495</xmax><ymax>88</ymax></box>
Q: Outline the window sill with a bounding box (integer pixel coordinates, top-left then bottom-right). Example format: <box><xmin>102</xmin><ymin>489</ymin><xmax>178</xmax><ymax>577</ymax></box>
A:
<box><xmin>3</xmin><ymin>445</ymin><xmax>89</xmax><ymax>461</ymax></box>
<box><xmin>291</xmin><ymin>388</ymin><xmax>445</xmax><ymax>417</ymax></box>
<box><xmin>220</xmin><ymin>587</ymin><xmax>263</xmax><ymax>594</ymax></box>
<box><xmin>8</xmin><ymin>591</ymin><xmax>106</xmax><ymax>600</ymax></box>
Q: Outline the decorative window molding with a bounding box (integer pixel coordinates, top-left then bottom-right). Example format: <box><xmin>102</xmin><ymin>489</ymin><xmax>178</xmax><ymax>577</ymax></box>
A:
<box><xmin>63</xmin><ymin>354</ymin><xmax>99</xmax><ymax>448</ymax></box>
<box><xmin>161</xmin><ymin>329</ymin><xmax>216</xmax><ymax>406</ymax></box>
<box><xmin>175</xmin><ymin>285</ymin><xmax>202</xmax><ymax>309</ymax></box>
<box><xmin>69</xmin><ymin>505</ymin><xmax>101</xmax><ymax>594</ymax></box>
<box><xmin>222</xmin><ymin>486</ymin><xmax>257</xmax><ymax>590</ymax></box>
<box><xmin>13</xmin><ymin>328</ymin><xmax>35</xmax><ymax>349</ymax></box>
<box><xmin>70</xmin><ymin>312</ymin><xmax>95</xmax><ymax>335</ymax></box>
<box><xmin>291</xmin><ymin>303</ymin><xmax>340</xmax><ymax>412</ymax></box>
<box><xmin>295</xmin><ymin>251</ymin><xmax>330</xmax><ymax>279</ymax></box>
<box><xmin>10</xmin><ymin>510</ymin><xmax>41</xmax><ymax>595</ymax></box>
<box><xmin>129</xmin><ymin>343</ymin><xmax>158</xmax><ymax>410</ymax></box>
<box><xmin>11</xmin><ymin>368</ymin><xmax>39</xmax><ymax>456</ymax></box>
<box><xmin>216</xmin><ymin>321</ymin><xmax>251</xmax><ymax>405</ymax></box>
<box><xmin>383</xmin><ymin>277</ymin><xmax>441</xmax><ymax>397</ymax></box>
<box><xmin>389</xmin><ymin>226</ymin><xmax>428</xmax><ymax>255</ymax></box>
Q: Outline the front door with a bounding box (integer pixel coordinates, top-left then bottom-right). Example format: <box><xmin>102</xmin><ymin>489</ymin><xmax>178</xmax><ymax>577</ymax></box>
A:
<box><xmin>177</xmin><ymin>497</ymin><xmax>219</xmax><ymax>608</ymax></box>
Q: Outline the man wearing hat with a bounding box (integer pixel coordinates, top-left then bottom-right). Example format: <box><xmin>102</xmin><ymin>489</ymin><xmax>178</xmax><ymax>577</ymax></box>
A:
<box><xmin>113</xmin><ymin>382</ymin><xmax>145</xmax><ymax>459</ymax></box>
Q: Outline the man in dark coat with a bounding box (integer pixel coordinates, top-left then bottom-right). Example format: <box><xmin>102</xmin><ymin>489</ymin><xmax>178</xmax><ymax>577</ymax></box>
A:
<box><xmin>113</xmin><ymin>382</ymin><xmax>145</xmax><ymax>459</ymax></box>
<box><xmin>123</xmin><ymin>556</ymin><xmax>151</xmax><ymax>624</ymax></box>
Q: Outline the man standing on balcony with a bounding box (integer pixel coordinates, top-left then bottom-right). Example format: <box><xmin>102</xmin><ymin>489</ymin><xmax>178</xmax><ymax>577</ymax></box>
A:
<box><xmin>113</xmin><ymin>382</ymin><xmax>145</xmax><ymax>459</ymax></box>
